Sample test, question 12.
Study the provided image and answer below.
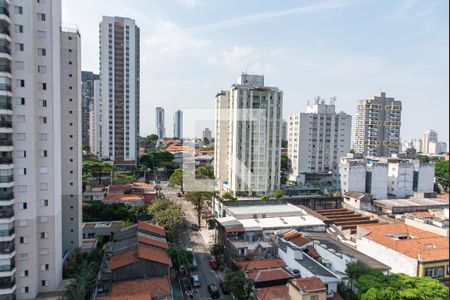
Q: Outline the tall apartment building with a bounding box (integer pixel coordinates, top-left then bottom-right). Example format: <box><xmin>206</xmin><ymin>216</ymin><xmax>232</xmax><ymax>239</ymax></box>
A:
<box><xmin>422</xmin><ymin>129</ymin><xmax>438</xmax><ymax>154</ymax></box>
<box><xmin>429</xmin><ymin>141</ymin><xmax>447</xmax><ymax>155</ymax></box>
<box><xmin>155</xmin><ymin>107</ymin><xmax>165</xmax><ymax>139</ymax></box>
<box><xmin>281</xmin><ymin>119</ymin><xmax>287</xmax><ymax>141</ymax></box>
<box><xmin>81</xmin><ymin>71</ymin><xmax>99</xmax><ymax>148</ymax></box>
<box><xmin>88</xmin><ymin>76</ymin><xmax>101</xmax><ymax>154</ymax></box>
<box><xmin>288</xmin><ymin>99</ymin><xmax>352</xmax><ymax>184</ymax></box>
<box><xmin>202</xmin><ymin>128</ymin><xmax>212</xmax><ymax>140</ymax></box>
<box><xmin>99</xmin><ymin>16</ymin><xmax>140</xmax><ymax>166</ymax></box>
<box><xmin>173</xmin><ymin>110</ymin><xmax>182</xmax><ymax>139</ymax></box>
<box><xmin>354</xmin><ymin>92</ymin><xmax>402</xmax><ymax>157</ymax></box>
<box><xmin>2</xmin><ymin>0</ymin><xmax>76</xmax><ymax>298</ymax></box>
<box><xmin>214</xmin><ymin>74</ymin><xmax>282</xmax><ymax>197</ymax></box>
<box><xmin>60</xmin><ymin>29</ymin><xmax>82</xmax><ymax>256</ymax></box>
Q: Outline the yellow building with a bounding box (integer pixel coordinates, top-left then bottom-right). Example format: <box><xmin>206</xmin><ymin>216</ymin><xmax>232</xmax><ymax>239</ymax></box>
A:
<box><xmin>288</xmin><ymin>277</ymin><xmax>327</xmax><ymax>300</ymax></box>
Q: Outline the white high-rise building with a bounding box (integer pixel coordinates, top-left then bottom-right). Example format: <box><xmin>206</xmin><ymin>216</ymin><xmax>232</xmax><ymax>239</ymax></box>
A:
<box><xmin>288</xmin><ymin>99</ymin><xmax>352</xmax><ymax>184</ymax></box>
<box><xmin>354</xmin><ymin>92</ymin><xmax>402</xmax><ymax>157</ymax></box>
<box><xmin>412</xmin><ymin>139</ymin><xmax>422</xmax><ymax>153</ymax></box>
<box><xmin>155</xmin><ymin>107</ymin><xmax>165</xmax><ymax>139</ymax></box>
<box><xmin>202</xmin><ymin>128</ymin><xmax>212</xmax><ymax>141</ymax></box>
<box><xmin>173</xmin><ymin>110</ymin><xmax>182</xmax><ymax>139</ymax></box>
<box><xmin>88</xmin><ymin>77</ymin><xmax>101</xmax><ymax>154</ymax></box>
<box><xmin>2</xmin><ymin>0</ymin><xmax>79</xmax><ymax>298</ymax></box>
<box><xmin>422</xmin><ymin>129</ymin><xmax>438</xmax><ymax>154</ymax></box>
<box><xmin>99</xmin><ymin>16</ymin><xmax>140</xmax><ymax>166</ymax></box>
<box><xmin>214</xmin><ymin>74</ymin><xmax>282</xmax><ymax>197</ymax></box>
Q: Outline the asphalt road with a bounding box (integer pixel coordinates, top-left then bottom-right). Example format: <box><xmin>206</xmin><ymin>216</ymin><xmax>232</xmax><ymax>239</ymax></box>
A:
<box><xmin>160</xmin><ymin>183</ymin><xmax>224</xmax><ymax>300</ymax></box>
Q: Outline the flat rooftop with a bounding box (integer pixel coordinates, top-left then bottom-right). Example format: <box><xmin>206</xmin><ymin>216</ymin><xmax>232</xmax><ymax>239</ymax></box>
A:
<box><xmin>373</xmin><ymin>198</ymin><xmax>449</xmax><ymax>208</ymax></box>
<box><xmin>227</xmin><ymin>203</ymin><xmax>304</xmax><ymax>215</ymax></box>
<box><xmin>217</xmin><ymin>214</ymin><xmax>325</xmax><ymax>231</ymax></box>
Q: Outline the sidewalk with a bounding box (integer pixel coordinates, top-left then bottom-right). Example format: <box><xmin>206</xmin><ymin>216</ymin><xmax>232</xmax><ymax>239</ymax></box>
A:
<box><xmin>199</xmin><ymin>228</ymin><xmax>216</xmax><ymax>248</ymax></box>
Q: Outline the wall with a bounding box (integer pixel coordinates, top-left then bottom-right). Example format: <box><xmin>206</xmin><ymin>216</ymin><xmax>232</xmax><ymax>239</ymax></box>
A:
<box><xmin>288</xmin><ymin>283</ymin><xmax>327</xmax><ymax>300</ymax></box>
<box><xmin>405</xmin><ymin>218</ymin><xmax>449</xmax><ymax>237</ymax></box>
<box><xmin>313</xmin><ymin>242</ymin><xmax>357</xmax><ymax>277</ymax></box>
<box><xmin>368</xmin><ymin>164</ymin><xmax>388</xmax><ymax>199</ymax></box>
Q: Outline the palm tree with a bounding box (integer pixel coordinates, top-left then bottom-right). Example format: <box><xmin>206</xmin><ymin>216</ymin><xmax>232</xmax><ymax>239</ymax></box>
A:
<box><xmin>185</xmin><ymin>191</ymin><xmax>212</xmax><ymax>227</ymax></box>
<box><xmin>65</xmin><ymin>261</ymin><xmax>98</xmax><ymax>300</ymax></box>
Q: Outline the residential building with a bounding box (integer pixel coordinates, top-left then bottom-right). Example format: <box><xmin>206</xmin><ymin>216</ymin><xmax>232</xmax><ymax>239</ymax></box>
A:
<box><xmin>81</xmin><ymin>72</ymin><xmax>101</xmax><ymax>155</ymax></box>
<box><xmin>214</xmin><ymin>74</ymin><xmax>283</xmax><ymax>196</ymax></box>
<box><xmin>372</xmin><ymin>196</ymin><xmax>449</xmax><ymax>215</ymax></box>
<box><xmin>202</xmin><ymin>127</ymin><xmax>212</xmax><ymax>141</ymax></box>
<box><xmin>281</xmin><ymin>119</ymin><xmax>287</xmax><ymax>141</ymax></box>
<box><xmin>404</xmin><ymin>212</ymin><xmax>449</xmax><ymax>237</ymax></box>
<box><xmin>60</xmin><ymin>29</ymin><xmax>82</xmax><ymax>255</ymax></box>
<box><xmin>422</xmin><ymin>129</ymin><xmax>438</xmax><ymax>154</ymax></box>
<box><xmin>288</xmin><ymin>98</ymin><xmax>352</xmax><ymax>184</ymax></box>
<box><xmin>81</xmin><ymin>71</ymin><xmax>99</xmax><ymax>148</ymax></box>
<box><xmin>82</xmin><ymin>221</ymin><xmax>124</xmax><ymax>240</ymax></box>
<box><xmin>412</xmin><ymin>139</ymin><xmax>422</xmax><ymax>152</ymax></box>
<box><xmin>173</xmin><ymin>110</ymin><xmax>182</xmax><ymax>139</ymax></box>
<box><xmin>354</xmin><ymin>92</ymin><xmax>402</xmax><ymax>156</ymax></box>
<box><xmin>7</xmin><ymin>0</ymin><xmax>66</xmax><ymax>298</ymax></box>
<box><xmin>99</xmin><ymin>16</ymin><xmax>140</xmax><ymax>166</ymax></box>
<box><xmin>102</xmin><ymin>183</ymin><xmax>157</xmax><ymax>207</ymax></box>
<box><xmin>288</xmin><ymin>277</ymin><xmax>327</xmax><ymax>300</ymax></box>
<box><xmin>356</xmin><ymin>223</ymin><xmax>449</xmax><ymax>280</ymax></box>
<box><xmin>429</xmin><ymin>141</ymin><xmax>447</xmax><ymax>155</ymax></box>
<box><xmin>155</xmin><ymin>107</ymin><xmax>165</xmax><ymax>139</ymax></box>
<box><xmin>339</xmin><ymin>155</ymin><xmax>434</xmax><ymax>199</ymax></box>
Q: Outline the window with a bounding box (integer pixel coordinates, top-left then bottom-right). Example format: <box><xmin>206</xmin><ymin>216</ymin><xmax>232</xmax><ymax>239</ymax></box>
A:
<box><xmin>14</xmin><ymin>6</ymin><xmax>23</xmax><ymax>14</ymax></box>
<box><xmin>41</xmin><ymin>280</ymin><xmax>49</xmax><ymax>287</ymax></box>
<box><xmin>15</xmin><ymin>61</ymin><xmax>24</xmax><ymax>70</ymax></box>
<box><xmin>40</xmin><ymin>199</ymin><xmax>48</xmax><ymax>207</ymax></box>
<box><xmin>20</xmin><ymin>287</ymin><xmax>29</xmax><ymax>294</ymax></box>
<box><xmin>18</xmin><ymin>168</ymin><xmax>27</xmax><ymax>175</ymax></box>
<box><xmin>16</xmin><ymin>79</ymin><xmax>25</xmax><ymax>87</ymax></box>
<box><xmin>39</xmin><ymin>133</ymin><xmax>47</xmax><ymax>141</ymax></box>
<box><xmin>17</xmin><ymin>150</ymin><xmax>26</xmax><ymax>158</ymax></box>
<box><xmin>424</xmin><ymin>266</ymin><xmax>445</xmax><ymax>278</ymax></box>
<box><xmin>18</xmin><ymin>185</ymin><xmax>27</xmax><ymax>193</ymax></box>
<box><xmin>40</xmin><ymin>183</ymin><xmax>48</xmax><ymax>191</ymax></box>
<box><xmin>15</xmin><ymin>115</ymin><xmax>25</xmax><ymax>122</ymax></box>
<box><xmin>16</xmin><ymin>133</ymin><xmax>26</xmax><ymax>141</ymax></box>
<box><xmin>39</xmin><ymin>167</ymin><xmax>48</xmax><ymax>174</ymax></box>
<box><xmin>37</xmin><ymin>13</ymin><xmax>46</xmax><ymax>21</ymax></box>
<box><xmin>40</xmin><ymin>248</ymin><xmax>49</xmax><ymax>255</ymax></box>
<box><xmin>37</xmin><ymin>48</ymin><xmax>46</xmax><ymax>56</ymax></box>
<box><xmin>15</xmin><ymin>43</ymin><xmax>24</xmax><ymax>51</ymax></box>
<box><xmin>38</xmin><ymin>65</ymin><xmax>46</xmax><ymax>73</ymax></box>
<box><xmin>41</xmin><ymin>264</ymin><xmax>49</xmax><ymax>271</ymax></box>
<box><xmin>311</xmin><ymin>296</ymin><xmax>319</xmax><ymax>300</ymax></box>
<box><xmin>37</xmin><ymin>0</ymin><xmax>46</xmax><ymax>3</ymax></box>
<box><xmin>40</xmin><ymin>232</ymin><xmax>49</xmax><ymax>239</ymax></box>
<box><xmin>19</xmin><ymin>202</ymin><xmax>27</xmax><ymax>210</ymax></box>
<box><xmin>39</xmin><ymin>150</ymin><xmax>47</xmax><ymax>157</ymax></box>
<box><xmin>38</xmin><ymin>99</ymin><xmax>47</xmax><ymax>107</ymax></box>
<box><xmin>18</xmin><ymin>220</ymin><xmax>27</xmax><ymax>227</ymax></box>
<box><xmin>19</xmin><ymin>236</ymin><xmax>27</xmax><ymax>244</ymax></box>
<box><xmin>39</xmin><ymin>116</ymin><xmax>47</xmax><ymax>124</ymax></box>
<box><xmin>38</xmin><ymin>82</ymin><xmax>47</xmax><ymax>90</ymax></box>
<box><xmin>15</xmin><ymin>25</ymin><xmax>24</xmax><ymax>33</ymax></box>
<box><xmin>40</xmin><ymin>216</ymin><xmax>48</xmax><ymax>223</ymax></box>
<box><xmin>16</xmin><ymin>97</ymin><xmax>25</xmax><ymax>105</ymax></box>
<box><xmin>37</xmin><ymin>30</ymin><xmax>46</xmax><ymax>39</ymax></box>
<box><xmin>20</xmin><ymin>270</ymin><xmax>29</xmax><ymax>277</ymax></box>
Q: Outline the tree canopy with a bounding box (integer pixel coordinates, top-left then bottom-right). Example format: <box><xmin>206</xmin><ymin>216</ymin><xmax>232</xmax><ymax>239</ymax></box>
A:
<box><xmin>435</xmin><ymin>160</ymin><xmax>449</xmax><ymax>191</ymax></box>
<box><xmin>272</xmin><ymin>188</ymin><xmax>284</xmax><ymax>199</ymax></box>
<box><xmin>169</xmin><ymin>169</ymin><xmax>184</xmax><ymax>190</ymax></box>
<box><xmin>185</xmin><ymin>191</ymin><xmax>213</xmax><ymax>227</ymax></box>
<box><xmin>148</xmin><ymin>199</ymin><xmax>184</xmax><ymax>242</ymax></box>
<box><xmin>224</xmin><ymin>271</ymin><xmax>254</xmax><ymax>300</ymax></box>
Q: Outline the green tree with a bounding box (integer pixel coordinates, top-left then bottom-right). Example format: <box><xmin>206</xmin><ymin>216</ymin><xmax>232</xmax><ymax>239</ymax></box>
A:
<box><xmin>82</xmin><ymin>160</ymin><xmax>114</xmax><ymax>185</ymax></box>
<box><xmin>169</xmin><ymin>169</ymin><xmax>184</xmax><ymax>191</ymax></box>
<box><xmin>185</xmin><ymin>191</ymin><xmax>212</xmax><ymax>227</ymax></box>
<box><xmin>195</xmin><ymin>166</ymin><xmax>215</xmax><ymax>179</ymax></box>
<box><xmin>272</xmin><ymin>188</ymin><xmax>284</xmax><ymax>199</ymax></box>
<box><xmin>224</xmin><ymin>271</ymin><xmax>254</xmax><ymax>300</ymax></box>
<box><xmin>435</xmin><ymin>160</ymin><xmax>449</xmax><ymax>191</ymax></box>
<box><xmin>82</xmin><ymin>144</ymin><xmax>91</xmax><ymax>153</ymax></box>
<box><xmin>65</xmin><ymin>261</ymin><xmax>98</xmax><ymax>300</ymax></box>
<box><xmin>222</xmin><ymin>192</ymin><xmax>237</xmax><ymax>201</ymax></box>
<box><xmin>168</xmin><ymin>246</ymin><xmax>193</xmax><ymax>267</ymax></box>
<box><xmin>148</xmin><ymin>199</ymin><xmax>184</xmax><ymax>242</ymax></box>
<box><xmin>280</xmin><ymin>153</ymin><xmax>290</xmax><ymax>171</ymax></box>
<box><xmin>345</xmin><ymin>261</ymin><xmax>369</xmax><ymax>290</ymax></box>
<box><xmin>260</xmin><ymin>195</ymin><xmax>269</xmax><ymax>200</ymax></box>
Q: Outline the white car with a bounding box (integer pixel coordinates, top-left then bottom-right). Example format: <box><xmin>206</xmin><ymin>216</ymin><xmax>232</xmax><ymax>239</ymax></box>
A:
<box><xmin>191</xmin><ymin>274</ymin><xmax>201</xmax><ymax>288</ymax></box>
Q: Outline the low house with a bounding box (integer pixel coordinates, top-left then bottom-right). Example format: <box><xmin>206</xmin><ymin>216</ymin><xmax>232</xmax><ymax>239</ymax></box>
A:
<box><xmin>342</xmin><ymin>192</ymin><xmax>374</xmax><ymax>211</ymax></box>
<box><xmin>373</xmin><ymin>197</ymin><xmax>448</xmax><ymax>215</ymax></box>
<box><xmin>288</xmin><ymin>277</ymin><xmax>327</xmax><ymax>300</ymax></box>
<box><xmin>356</xmin><ymin>223</ymin><xmax>449</xmax><ymax>281</ymax></box>
<box><xmin>238</xmin><ymin>258</ymin><xmax>293</xmax><ymax>289</ymax></box>
<box><xmin>277</xmin><ymin>231</ymin><xmax>340</xmax><ymax>296</ymax></box>
<box><xmin>404</xmin><ymin>212</ymin><xmax>449</xmax><ymax>237</ymax></box>
<box><xmin>98</xmin><ymin>277</ymin><xmax>172</xmax><ymax>300</ymax></box>
<box><xmin>83</xmin><ymin>184</ymin><xmax>106</xmax><ymax>201</ymax></box>
<box><xmin>102</xmin><ymin>183</ymin><xmax>157</xmax><ymax>206</ymax></box>
<box><xmin>82</xmin><ymin>221</ymin><xmax>124</xmax><ymax>240</ymax></box>
<box><xmin>95</xmin><ymin>221</ymin><xmax>172</xmax><ymax>298</ymax></box>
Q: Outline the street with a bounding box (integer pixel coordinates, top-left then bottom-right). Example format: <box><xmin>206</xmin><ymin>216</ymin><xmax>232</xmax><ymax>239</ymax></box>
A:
<box><xmin>160</xmin><ymin>182</ymin><xmax>224</xmax><ymax>300</ymax></box>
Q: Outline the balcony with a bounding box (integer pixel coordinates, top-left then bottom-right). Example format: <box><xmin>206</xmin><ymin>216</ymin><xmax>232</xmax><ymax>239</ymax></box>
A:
<box><xmin>0</xmin><ymin>176</ymin><xmax>12</xmax><ymax>183</ymax></box>
<box><xmin>0</xmin><ymin>101</ymin><xmax>10</xmax><ymax>110</ymax></box>
<box><xmin>0</xmin><ymin>84</ymin><xmax>10</xmax><ymax>92</ymax></box>
<box><xmin>0</xmin><ymin>193</ymin><xmax>12</xmax><ymax>201</ymax></box>
<box><xmin>0</xmin><ymin>208</ymin><xmax>13</xmax><ymax>218</ymax></box>
<box><xmin>0</xmin><ymin>65</ymin><xmax>10</xmax><ymax>73</ymax></box>
<box><xmin>0</xmin><ymin>46</ymin><xmax>8</xmax><ymax>55</ymax></box>
<box><xmin>0</xmin><ymin>7</ymin><xmax>9</xmax><ymax>18</ymax></box>
<box><xmin>0</xmin><ymin>278</ymin><xmax>15</xmax><ymax>290</ymax></box>
<box><xmin>0</xmin><ymin>157</ymin><xmax>11</xmax><ymax>164</ymax></box>
<box><xmin>0</xmin><ymin>121</ymin><xmax>10</xmax><ymax>128</ymax></box>
<box><xmin>0</xmin><ymin>241</ymin><xmax>14</xmax><ymax>255</ymax></box>
<box><xmin>0</xmin><ymin>228</ymin><xmax>13</xmax><ymax>238</ymax></box>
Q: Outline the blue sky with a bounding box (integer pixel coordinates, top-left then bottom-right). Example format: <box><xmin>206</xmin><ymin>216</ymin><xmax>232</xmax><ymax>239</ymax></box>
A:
<box><xmin>63</xmin><ymin>0</ymin><xmax>449</xmax><ymax>142</ymax></box>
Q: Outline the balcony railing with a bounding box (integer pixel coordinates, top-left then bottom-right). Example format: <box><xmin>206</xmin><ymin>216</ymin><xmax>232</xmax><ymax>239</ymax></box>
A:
<box><xmin>0</xmin><ymin>7</ymin><xmax>9</xmax><ymax>18</ymax></box>
<box><xmin>0</xmin><ymin>46</ymin><xmax>9</xmax><ymax>55</ymax></box>
<box><xmin>0</xmin><ymin>261</ymin><xmax>14</xmax><ymax>272</ymax></box>
<box><xmin>0</xmin><ymin>139</ymin><xmax>12</xmax><ymax>146</ymax></box>
<box><xmin>0</xmin><ymin>209</ymin><xmax>13</xmax><ymax>218</ymax></box>
<box><xmin>0</xmin><ymin>84</ymin><xmax>10</xmax><ymax>91</ymax></box>
<box><xmin>0</xmin><ymin>192</ymin><xmax>12</xmax><ymax>200</ymax></box>
<box><xmin>0</xmin><ymin>157</ymin><xmax>11</xmax><ymax>164</ymax></box>
<box><xmin>0</xmin><ymin>65</ymin><xmax>10</xmax><ymax>73</ymax></box>
<box><xmin>0</xmin><ymin>228</ymin><xmax>13</xmax><ymax>238</ymax></box>
<box><xmin>0</xmin><ymin>279</ymin><xmax>15</xmax><ymax>290</ymax></box>
<box><xmin>0</xmin><ymin>176</ymin><xmax>12</xmax><ymax>183</ymax></box>
<box><xmin>0</xmin><ymin>242</ymin><xmax>14</xmax><ymax>254</ymax></box>
<box><xmin>0</xmin><ymin>121</ymin><xmax>10</xmax><ymax>128</ymax></box>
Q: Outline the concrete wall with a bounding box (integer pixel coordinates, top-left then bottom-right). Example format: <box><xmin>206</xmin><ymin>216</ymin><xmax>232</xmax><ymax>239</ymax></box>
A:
<box><xmin>368</xmin><ymin>163</ymin><xmax>388</xmax><ymax>199</ymax></box>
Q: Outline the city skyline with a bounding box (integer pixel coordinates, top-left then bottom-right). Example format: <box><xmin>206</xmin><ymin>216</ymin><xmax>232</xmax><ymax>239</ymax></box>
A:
<box><xmin>62</xmin><ymin>0</ymin><xmax>449</xmax><ymax>142</ymax></box>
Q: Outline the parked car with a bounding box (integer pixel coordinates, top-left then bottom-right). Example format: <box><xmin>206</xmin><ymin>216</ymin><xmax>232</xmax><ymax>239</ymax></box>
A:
<box><xmin>219</xmin><ymin>282</ymin><xmax>230</xmax><ymax>295</ymax></box>
<box><xmin>207</xmin><ymin>284</ymin><xmax>220</xmax><ymax>299</ymax></box>
<box><xmin>208</xmin><ymin>259</ymin><xmax>218</xmax><ymax>270</ymax></box>
<box><xmin>186</xmin><ymin>248</ymin><xmax>198</xmax><ymax>270</ymax></box>
<box><xmin>191</xmin><ymin>275</ymin><xmax>201</xmax><ymax>288</ymax></box>
<box><xmin>191</xmin><ymin>223</ymin><xmax>199</xmax><ymax>231</ymax></box>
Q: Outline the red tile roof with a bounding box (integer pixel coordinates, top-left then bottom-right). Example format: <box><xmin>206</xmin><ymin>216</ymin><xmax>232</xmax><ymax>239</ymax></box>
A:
<box><xmin>307</xmin><ymin>246</ymin><xmax>320</xmax><ymax>258</ymax></box>
<box><xmin>282</xmin><ymin>230</ymin><xmax>311</xmax><ymax>247</ymax></box>
<box><xmin>409</xmin><ymin>211</ymin><xmax>433</xmax><ymax>218</ymax></box>
<box><xmin>109</xmin><ymin>249</ymin><xmax>138</xmax><ymax>270</ymax></box>
<box><xmin>358</xmin><ymin>223</ymin><xmax>449</xmax><ymax>261</ymax></box>
<box><xmin>138</xmin><ymin>244</ymin><xmax>172</xmax><ymax>266</ymax></box>
<box><xmin>238</xmin><ymin>259</ymin><xmax>285</xmax><ymax>271</ymax></box>
<box><xmin>255</xmin><ymin>285</ymin><xmax>289</xmax><ymax>300</ymax></box>
<box><xmin>98</xmin><ymin>277</ymin><xmax>171</xmax><ymax>300</ymax></box>
<box><xmin>290</xmin><ymin>277</ymin><xmax>326</xmax><ymax>293</ymax></box>
<box><xmin>247</xmin><ymin>268</ymin><xmax>292</xmax><ymax>283</ymax></box>
<box><xmin>138</xmin><ymin>221</ymin><xmax>166</xmax><ymax>237</ymax></box>
<box><xmin>138</xmin><ymin>235</ymin><xmax>169</xmax><ymax>250</ymax></box>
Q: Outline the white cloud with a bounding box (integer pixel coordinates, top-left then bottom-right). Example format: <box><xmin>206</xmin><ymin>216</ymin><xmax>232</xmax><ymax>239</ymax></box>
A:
<box><xmin>144</xmin><ymin>21</ymin><xmax>210</xmax><ymax>54</ymax></box>
<box><xmin>180</xmin><ymin>0</ymin><xmax>203</xmax><ymax>8</ymax></box>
